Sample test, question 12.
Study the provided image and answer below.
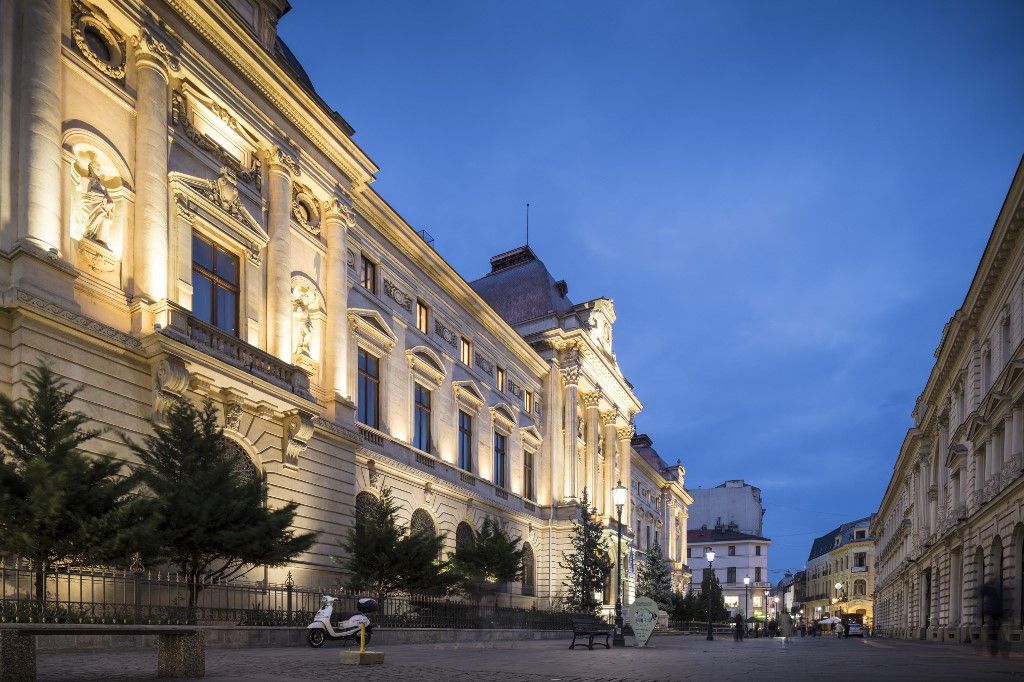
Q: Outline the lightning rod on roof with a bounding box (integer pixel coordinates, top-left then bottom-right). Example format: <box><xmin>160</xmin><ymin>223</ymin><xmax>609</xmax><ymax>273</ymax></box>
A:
<box><xmin>526</xmin><ymin>202</ymin><xmax>530</xmax><ymax>246</ymax></box>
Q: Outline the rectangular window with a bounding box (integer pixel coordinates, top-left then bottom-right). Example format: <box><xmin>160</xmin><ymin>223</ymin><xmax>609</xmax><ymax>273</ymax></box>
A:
<box><xmin>727</xmin><ymin>567</ymin><xmax>736</xmax><ymax>584</ymax></box>
<box><xmin>854</xmin><ymin>552</ymin><xmax>867</xmax><ymax>568</ymax></box>
<box><xmin>523</xmin><ymin>449</ymin><xmax>535</xmax><ymax>501</ymax></box>
<box><xmin>359</xmin><ymin>255</ymin><xmax>376</xmax><ymax>294</ymax></box>
<box><xmin>728</xmin><ymin>546</ymin><xmax>736</xmax><ymax>556</ymax></box>
<box><xmin>755</xmin><ymin>567</ymin><xmax>762</xmax><ymax>582</ymax></box>
<box><xmin>413</xmin><ymin>382</ymin><xmax>431</xmax><ymax>452</ymax></box>
<box><xmin>191</xmin><ymin>233</ymin><xmax>239</xmax><ymax>336</ymax></box>
<box><xmin>460</xmin><ymin>337</ymin><xmax>472</xmax><ymax>366</ymax></box>
<box><xmin>496</xmin><ymin>366</ymin><xmax>505</xmax><ymax>392</ymax></box>
<box><xmin>525</xmin><ymin>390</ymin><xmax>534</xmax><ymax>413</ymax></box>
<box><xmin>458</xmin><ymin>410</ymin><xmax>473</xmax><ymax>472</ymax></box>
<box><xmin>493</xmin><ymin>432</ymin><xmax>507</xmax><ymax>488</ymax></box>
<box><xmin>416</xmin><ymin>300</ymin><xmax>430</xmax><ymax>335</ymax></box>
<box><xmin>646</xmin><ymin>525</ymin><xmax>651</xmax><ymax>550</ymax></box>
<box><xmin>687</xmin><ymin>547</ymin><xmax>692</xmax><ymax>559</ymax></box>
<box><xmin>855</xmin><ymin>530</ymin><xmax>866</xmax><ymax>540</ymax></box>
<box><xmin>357</xmin><ymin>348</ymin><xmax>380</xmax><ymax>428</ymax></box>
<box><xmin>755</xmin><ymin>545</ymin><xmax>762</xmax><ymax>556</ymax></box>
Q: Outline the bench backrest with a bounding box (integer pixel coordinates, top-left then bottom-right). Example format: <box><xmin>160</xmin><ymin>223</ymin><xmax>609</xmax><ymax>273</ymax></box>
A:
<box><xmin>570</xmin><ymin>616</ymin><xmax>607</xmax><ymax>628</ymax></box>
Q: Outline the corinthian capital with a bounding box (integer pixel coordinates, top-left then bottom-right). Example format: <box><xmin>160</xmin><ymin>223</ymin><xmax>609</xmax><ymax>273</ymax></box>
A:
<box><xmin>131</xmin><ymin>25</ymin><xmax>180</xmax><ymax>71</ymax></box>
<box><xmin>323</xmin><ymin>194</ymin><xmax>357</xmax><ymax>228</ymax></box>
<box><xmin>600</xmin><ymin>409</ymin><xmax>618</xmax><ymax>427</ymax></box>
<box><xmin>560</xmin><ymin>363</ymin><xmax>582</xmax><ymax>386</ymax></box>
<box><xmin>580</xmin><ymin>390</ymin><xmax>602</xmax><ymax>409</ymax></box>
<box><xmin>265</xmin><ymin>145</ymin><xmax>300</xmax><ymax>175</ymax></box>
<box><xmin>616</xmin><ymin>424</ymin><xmax>635</xmax><ymax>441</ymax></box>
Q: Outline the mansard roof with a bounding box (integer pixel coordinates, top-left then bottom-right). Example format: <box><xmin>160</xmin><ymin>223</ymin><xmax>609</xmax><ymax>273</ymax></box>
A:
<box><xmin>807</xmin><ymin>515</ymin><xmax>873</xmax><ymax>561</ymax></box>
<box><xmin>469</xmin><ymin>246</ymin><xmax>576</xmax><ymax>326</ymax></box>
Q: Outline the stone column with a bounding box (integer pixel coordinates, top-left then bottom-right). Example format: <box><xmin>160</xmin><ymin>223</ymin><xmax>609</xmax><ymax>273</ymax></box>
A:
<box><xmin>322</xmin><ymin>194</ymin><xmax>355</xmax><ymax>412</ymax></box>
<box><xmin>580</xmin><ymin>391</ymin><xmax>601</xmax><ymax>508</ymax></box>
<box><xmin>1012</xmin><ymin>407</ymin><xmax>1023</xmax><ymax>458</ymax></box>
<box><xmin>1001</xmin><ymin>417</ymin><xmax>1012</xmax><ymax>473</ymax></box>
<box><xmin>132</xmin><ymin>29</ymin><xmax>176</xmax><ymax>305</ymax></box>
<box><xmin>266</xmin><ymin>147</ymin><xmax>295</xmax><ymax>362</ymax></box>
<box><xmin>599</xmin><ymin>410</ymin><xmax>618</xmax><ymax>515</ymax></box>
<box><xmin>18</xmin><ymin>0</ymin><xmax>62</xmax><ymax>253</ymax></box>
<box><xmin>560</xmin><ymin>366</ymin><xmax>580</xmax><ymax>502</ymax></box>
<box><xmin>616</xmin><ymin>424</ymin><xmax>634</xmax><ymax>527</ymax></box>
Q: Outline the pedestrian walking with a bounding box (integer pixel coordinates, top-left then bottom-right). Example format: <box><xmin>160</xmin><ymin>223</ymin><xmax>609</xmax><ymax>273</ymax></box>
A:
<box><xmin>734</xmin><ymin>612</ymin><xmax>745</xmax><ymax>641</ymax></box>
<box><xmin>780</xmin><ymin>612</ymin><xmax>794</xmax><ymax>643</ymax></box>
<box><xmin>981</xmin><ymin>579</ymin><xmax>1004</xmax><ymax>657</ymax></box>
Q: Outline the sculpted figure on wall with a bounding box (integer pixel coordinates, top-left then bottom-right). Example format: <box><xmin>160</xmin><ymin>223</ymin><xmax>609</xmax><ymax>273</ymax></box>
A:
<box><xmin>74</xmin><ymin>154</ymin><xmax>116</xmax><ymax>246</ymax></box>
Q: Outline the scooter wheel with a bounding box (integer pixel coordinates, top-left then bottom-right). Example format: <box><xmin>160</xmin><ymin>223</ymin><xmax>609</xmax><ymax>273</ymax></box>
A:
<box><xmin>307</xmin><ymin>630</ymin><xmax>326</xmax><ymax>648</ymax></box>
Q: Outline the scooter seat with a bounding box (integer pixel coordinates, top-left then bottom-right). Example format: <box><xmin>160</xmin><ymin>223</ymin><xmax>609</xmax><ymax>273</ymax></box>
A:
<box><xmin>332</xmin><ymin>612</ymin><xmax>358</xmax><ymax>622</ymax></box>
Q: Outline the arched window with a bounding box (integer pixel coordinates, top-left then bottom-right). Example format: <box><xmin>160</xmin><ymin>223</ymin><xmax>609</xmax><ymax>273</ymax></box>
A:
<box><xmin>222</xmin><ymin>438</ymin><xmax>260</xmax><ymax>487</ymax></box>
<box><xmin>456</xmin><ymin>521</ymin><xmax>474</xmax><ymax>557</ymax></box>
<box><xmin>521</xmin><ymin>543</ymin><xmax>535</xmax><ymax>597</ymax></box>
<box><xmin>853</xmin><ymin>579</ymin><xmax>866</xmax><ymax>596</ymax></box>
<box><xmin>411</xmin><ymin>509</ymin><xmax>436</xmax><ymax>538</ymax></box>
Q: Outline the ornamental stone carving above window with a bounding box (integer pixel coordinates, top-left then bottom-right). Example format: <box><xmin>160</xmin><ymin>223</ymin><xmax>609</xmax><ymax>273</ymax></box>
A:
<box><xmin>71</xmin><ymin>0</ymin><xmax>126</xmax><ymax>80</ymax></box>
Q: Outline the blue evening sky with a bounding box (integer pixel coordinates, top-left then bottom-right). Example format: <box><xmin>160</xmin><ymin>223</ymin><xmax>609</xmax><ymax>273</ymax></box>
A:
<box><xmin>280</xmin><ymin>1</ymin><xmax>1024</xmax><ymax>578</ymax></box>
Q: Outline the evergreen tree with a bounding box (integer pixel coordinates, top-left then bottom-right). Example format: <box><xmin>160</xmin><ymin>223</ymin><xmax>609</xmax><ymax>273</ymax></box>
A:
<box><xmin>335</xmin><ymin>486</ymin><xmax>452</xmax><ymax>603</ymax></box>
<box><xmin>127</xmin><ymin>397</ymin><xmax>317</xmax><ymax>621</ymax></box>
<box><xmin>560</xmin><ymin>488</ymin><xmax>611</xmax><ymax>615</ymax></box>
<box><xmin>0</xmin><ymin>364</ymin><xmax>147</xmax><ymax>600</ymax></box>
<box><xmin>669</xmin><ymin>589</ymin><xmax>700</xmax><ymax>621</ymax></box>
<box><xmin>450</xmin><ymin>516</ymin><xmax>524</xmax><ymax>604</ymax></box>
<box><xmin>635</xmin><ymin>543</ymin><xmax>673</xmax><ymax>607</ymax></box>
<box><xmin>693</xmin><ymin>568</ymin><xmax>729</xmax><ymax>622</ymax></box>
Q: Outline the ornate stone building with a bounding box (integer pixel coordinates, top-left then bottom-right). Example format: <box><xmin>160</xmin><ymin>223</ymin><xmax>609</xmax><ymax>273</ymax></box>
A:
<box><xmin>873</xmin><ymin>159</ymin><xmax>1024</xmax><ymax>644</ymax></box>
<box><xmin>0</xmin><ymin>0</ymin><xmax>690</xmax><ymax>606</ymax></box>
<box><xmin>803</xmin><ymin>516</ymin><xmax>874</xmax><ymax>628</ymax></box>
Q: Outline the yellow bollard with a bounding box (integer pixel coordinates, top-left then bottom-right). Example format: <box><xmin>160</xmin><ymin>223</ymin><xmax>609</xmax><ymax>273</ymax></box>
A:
<box><xmin>359</xmin><ymin>623</ymin><xmax>365</xmax><ymax>653</ymax></box>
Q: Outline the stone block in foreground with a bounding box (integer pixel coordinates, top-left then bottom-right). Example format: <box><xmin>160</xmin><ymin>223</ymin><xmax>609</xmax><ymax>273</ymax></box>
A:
<box><xmin>339</xmin><ymin>649</ymin><xmax>385</xmax><ymax>665</ymax></box>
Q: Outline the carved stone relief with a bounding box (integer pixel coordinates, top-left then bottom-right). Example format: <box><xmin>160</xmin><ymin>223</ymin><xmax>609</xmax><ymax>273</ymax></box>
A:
<box><xmin>71</xmin><ymin>0</ymin><xmax>126</xmax><ymax>80</ymax></box>
<box><xmin>291</xmin><ymin>184</ymin><xmax>321</xmax><ymax>235</ymax></box>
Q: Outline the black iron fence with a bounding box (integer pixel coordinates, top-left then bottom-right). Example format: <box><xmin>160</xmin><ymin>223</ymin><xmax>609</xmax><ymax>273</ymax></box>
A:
<box><xmin>0</xmin><ymin>558</ymin><xmax>581</xmax><ymax>629</ymax></box>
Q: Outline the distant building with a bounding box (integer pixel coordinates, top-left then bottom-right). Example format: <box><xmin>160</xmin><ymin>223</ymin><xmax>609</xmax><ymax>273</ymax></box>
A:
<box><xmin>687</xmin><ymin>527</ymin><xmax>772</xmax><ymax>619</ymax></box>
<box><xmin>803</xmin><ymin>516</ymin><xmax>874</xmax><ymax>627</ymax></box>
<box><xmin>688</xmin><ymin>480</ymin><xmax>765</xmax><ymax>536</ymax></box>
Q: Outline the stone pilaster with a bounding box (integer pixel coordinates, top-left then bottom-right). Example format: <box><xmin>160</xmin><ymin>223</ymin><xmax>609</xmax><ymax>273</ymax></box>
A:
<box><xmin>599</xmin><ymin>409</ymin><xmax>617</xmax><ymax>515</ymax></box>
<box><xmin>616</xmin><ymin>423</ymin><xmax>634</xmax><ymax>527</ymax></box>
<box><xmin>322</xmin><ymin>192</ymin><xmax>355</xmax><ymax>414</ymax></box>
<box><xmin>266</xmin><ymin>146</ymin><xmax>296</xmax><ymax>362</ymax></box>
<box><xmin>18</xmin><ymin>0</ymin><xmax>62</xmax><ymax>253</ymax></box>
<box><xmin>580</xmin><ymin>390</ymin><xmax>601</xmax><ymax>506</ymax></box>
<box><xmin>560</xmin><ymin>364</ymin><xmax>581</xmax><ymax>502</ymax></box>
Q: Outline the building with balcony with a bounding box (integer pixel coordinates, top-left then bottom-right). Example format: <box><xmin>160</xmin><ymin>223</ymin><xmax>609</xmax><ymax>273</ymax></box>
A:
<box><xmin>0</xmin><ymin>0</ymin><xmax>691</xmax><ymax>606</ymax></box>
<box><xmin>873</xmin><ymin>160</ymin><xmax>1024</xmax><ymax>645</ymax></box>
<box><xmin>687</xmin><ymin>526</ymin><xmax>772</xmax><ymax>618</ymax></box>
<box><xmin>803</xmin><ymin>517</ymin><xmax>874</xmax><ymax>625</ymax></box>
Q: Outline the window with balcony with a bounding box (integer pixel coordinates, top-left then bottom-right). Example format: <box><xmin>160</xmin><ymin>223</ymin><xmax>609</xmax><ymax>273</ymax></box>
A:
<box><xmin>359</xmin><ymin>255</ymin><xmax>376</xmax><ymax>294</ymax></box>
<box><xmin>523</xmin><ymin>449</ymin><xmax>535</xmax><ymax>501</ymax></box>
<box><xmin>191</xmin><ymin>233</ymin><xmax>239</xmax><ymax>336</ymax></box>
<box><xmin>413</xmin><ymin>382</ymin><xmax>431</xmax><ymax>452</ymax></box>
<box><xmin>357</xmin><ymin>348</ymin><xmax>380</xmax><ymax>428</ymax></box>
<box><xmin>493</xmin><ymin>431</ymin><xmax>507</xmax><ymax>488</ymax></box>
<box><xmin>458</xmin><ymin>409</ymin><xmax>473</xmax><ymax>472</ymax></box>
<box><xmin>854</xmin><ymin>551</ymin><xmax>867</xmax><ymax>568</ymax></box>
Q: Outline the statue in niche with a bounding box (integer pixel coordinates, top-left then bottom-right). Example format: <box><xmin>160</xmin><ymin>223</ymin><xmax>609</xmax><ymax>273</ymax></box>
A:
<box><xmin>292</xmin><ymin>285</ymin><xmax>317</xmax><ymax>358</ymax></box>
<box><xmin>74</xmin><ymin>155</ymin><xmax>115</xmax><ymax>247</ymax></box>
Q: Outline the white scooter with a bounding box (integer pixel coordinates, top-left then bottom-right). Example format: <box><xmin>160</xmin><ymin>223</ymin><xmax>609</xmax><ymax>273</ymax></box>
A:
<box><xmin>306</xmin><ymin>595</ymin><xmax>376</xmax><ymax>648</ymax></box>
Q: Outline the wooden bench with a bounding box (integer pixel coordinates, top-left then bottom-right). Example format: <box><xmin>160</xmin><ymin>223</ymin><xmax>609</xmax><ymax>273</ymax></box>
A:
<box><xmin>569</xmin><ymin>616</ymin><xmax>613</xmax><ymax>650</ymax></box>
<box><xmin>0</xmin><ymin>623</ymin><xmax>203</xmax><ymax>682</ymax></box>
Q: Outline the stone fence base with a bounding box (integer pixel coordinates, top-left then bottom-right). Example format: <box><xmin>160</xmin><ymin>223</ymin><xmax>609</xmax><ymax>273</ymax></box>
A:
<box><xmin>34</xmin><ymin>626</ymin><xmax>570</xmax><ymax>653</ymax></box>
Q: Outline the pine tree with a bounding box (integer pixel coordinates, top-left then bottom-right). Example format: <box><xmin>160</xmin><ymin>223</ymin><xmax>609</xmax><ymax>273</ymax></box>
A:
<box><xmin>560</xmin><ymin>488</ymin><xmax>611</xmax><ymax>616</ymax></box>
<box><xmin>635</xmin><ymin>542</ymin><xmax>673</xmax><ymax>607</ymax></box>
<box><xmin>694</xmin><ymin>567</ymin><xmax>729</xmax><ymax>622</ymax></box>
<box><xmin>127</xmin><ymin>397</ymin><xmax>317</xmax><ymax>621</ymax></box>
<box><xmin>450</xmin><ymin>516</ymin><xmax>524</xmax><ymax>605</ymax></box>
<box><xmin>0</xmin><ymin>364</ymin><xmax>148</xmax><ymax>600</ymax></box>
<box><xmin>335</xmin><ymin>486</ymin><xmax>452</xmax><ymax>603</ymax></box>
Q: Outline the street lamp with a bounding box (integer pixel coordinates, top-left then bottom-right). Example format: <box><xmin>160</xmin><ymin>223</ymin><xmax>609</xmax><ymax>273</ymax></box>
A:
<box><xmin>773</xmin><ymin>596</ymin><xmax>780</xmax><ymax>627</ymax></box>
<box><xmin>705</xmin><ymin>548</ymin><xmax>716</xmax><ymax>641</ymax></box>
<box><xmin>763</xmin><ymin>589</ymin><xmax>770</xmax><ymax>636</ymax></box>
<box><xmin>743</xmin><ymin>575</ymin><xmax>751</xmax><ymax>636</ymax></box>
<box><xmin>612</xmin><ymin>481</ymin><xmax>628</xmax><ymax>647</ymax></box>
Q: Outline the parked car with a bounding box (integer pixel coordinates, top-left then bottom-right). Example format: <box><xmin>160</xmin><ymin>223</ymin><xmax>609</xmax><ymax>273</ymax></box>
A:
<box><xmin>847</xmin><ymin>623</ymin><xmax>864</xmax><ymax>637</ymax></box>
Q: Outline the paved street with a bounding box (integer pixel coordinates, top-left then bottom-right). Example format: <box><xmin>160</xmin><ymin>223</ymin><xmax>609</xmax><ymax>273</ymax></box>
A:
<box><xmin>37</xmin><ymin>634</ymin><xmax>1024</xmax><ymax>681</ymax></box>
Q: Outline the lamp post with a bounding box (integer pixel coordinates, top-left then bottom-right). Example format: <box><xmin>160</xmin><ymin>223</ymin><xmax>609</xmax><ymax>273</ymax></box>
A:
<box><xmin>705</xmin><ymin>548</ymin><xmax>716</xmax><ymax>641</ymax></box>
<box><xmin>773</xmin><ymin>596</ymin><xmax>780</xmax><ymax>629</ymax></box>
<box><xmin>612</xmin><ymin>481</ymin><xmax>628</xmax><ymax>647</ymax></box>
<box><xmin>834</xmin><ymin>581</ymin><xmax>845</xmax><ymax>635</ymax></box>
<box><xmin>743</xmin><ymin>575</ymin><xmax>750</xmax><ymax>636</ymax></box>
<box><xmin>763</xmin><ymin>589</ymin><xmax>770</xmax><ymax>636</ymax></box>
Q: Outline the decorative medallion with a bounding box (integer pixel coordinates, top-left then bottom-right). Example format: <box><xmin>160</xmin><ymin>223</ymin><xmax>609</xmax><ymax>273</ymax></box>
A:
<box><xmin>71</xmin><ymin>0</ymin><xmax>126</xmax><ymax>80</ymax></box>
<box><xmin>291</xmin><ymin>184</ymin><xmax>321</xmax><ymax>235</ymax></box>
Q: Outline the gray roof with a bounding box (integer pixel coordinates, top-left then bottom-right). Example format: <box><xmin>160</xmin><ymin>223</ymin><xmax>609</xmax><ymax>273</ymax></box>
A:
<box><xmin>807</xmin><ymin>515</ymin><xmax>873</xmax><ymax>562</ymax></box>
<box><xmin>469</xmin><ymin>246</ymin><xmax>574</xmax><ymax>327</ymax></box>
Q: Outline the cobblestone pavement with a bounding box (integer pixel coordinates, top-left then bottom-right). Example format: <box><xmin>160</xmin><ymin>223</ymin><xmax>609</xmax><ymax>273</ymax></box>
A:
<box><xmin>38</xmin><ymin>634</ymin><xmax>1024</xmax><ymax>681</ymax></box>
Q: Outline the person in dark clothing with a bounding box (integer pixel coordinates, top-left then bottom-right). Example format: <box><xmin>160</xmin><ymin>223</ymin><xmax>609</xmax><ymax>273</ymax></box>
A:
<box><xmin>843</xmin><ymin>619</ymin><xmax>850</xmax><ymax>638</ymax></box>
<box><xmin>981</xmin><ymin>580</ymin><xmax>1004</xmax><ymax>657</ymax></box>
<box><xmin>734</xmin><ymin>613</ymin><xmax>745</xmax><ymax>641</ymax></box>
